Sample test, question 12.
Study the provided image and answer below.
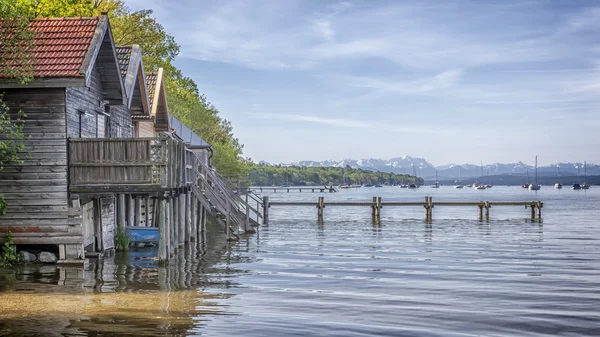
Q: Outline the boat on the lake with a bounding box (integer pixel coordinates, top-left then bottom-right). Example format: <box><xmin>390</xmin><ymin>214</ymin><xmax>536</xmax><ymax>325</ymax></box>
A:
<box><xmin>555</xmin><ymin>165</ymin><xmax>562</xmax><ymax>189</ymax></box>
<box><xmin>528</xmin><ymin>156</ymin><xmax>541</xmax><ymax>191</ymax></box>
<box><xmin>582</xmin><ymin>161</ymin><xmax>590</xmax><ymax>189</ymax></box>
<box><xmin>431</xmin><ymin>170</ymin><xmax>440</xmax><ymax>188</ymax></box>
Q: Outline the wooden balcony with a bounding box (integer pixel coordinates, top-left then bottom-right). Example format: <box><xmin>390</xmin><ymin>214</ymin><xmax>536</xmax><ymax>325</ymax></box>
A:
<box><xmin>68</xmin><ymin>137</ymin><xmax>186</xmax><ymax>194</ymax></box>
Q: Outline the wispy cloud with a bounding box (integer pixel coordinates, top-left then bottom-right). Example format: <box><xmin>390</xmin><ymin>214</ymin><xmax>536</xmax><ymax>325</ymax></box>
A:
<box><xmin>345</xmin><ymin>70</ymin><xmax>463</xmax><ymax>96</ymax></box>
<box><xmin>248</xmin><ymin>112</ymin><xmax>371</xmax><ymax>128</ymax></box>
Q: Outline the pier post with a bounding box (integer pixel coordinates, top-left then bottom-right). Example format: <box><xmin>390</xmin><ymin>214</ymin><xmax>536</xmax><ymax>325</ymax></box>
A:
<box><xmin>185</xmin><ymin>192</ymin><xmax>192</xmax><ymax>242</ymax></box>
<box><xmin>372</xmin><ymin>197</ymin><xmax>377</xmax><ymax>217</ymax></box>
<box><xmin>530</xmin><ymin>203</ymin><xmax>535</xmax><ymax>220</ymax></box>
<box><xmin>537</xmin><ymin>202</ymin><xmax>543</xmax><ymax>222</ymax></box>
<box><xmin>427</xmin><ymin>196</ymin><xmax>433</xmax><ymax>223</ymax></box>
<box><xmin>179</xmin><ymin>193</ymin><xmax>185</xmax><ymax>245</ymax></box>
<box><xmin>134</xmin><ymin>196</ymin><xmax>141</xmax><ymax>226</ymax></box>
<box><xmin>484</xmin><ymin>201</ymin><xmax>490</xmax><ymax>221</ymax></box>
<box><xmin>263</xmin><ymin>196</ymin><xmax>269</xmax><ymax>224</ymax></box>
<box><xmin>167</xmin><ymin>197</ymin><xmax>173</xmax><ymax>256</ymax></box>
<box><xmin>317</xmin><ymin>196</ymin><xmax>325</xmax><ymax>220</ymax></box>
<box><xmin>158</xmin><ymin>197</ymin><xmax>168</xmax><ymax>262</ymax></box>
<box><xmin>478</xmin><ymin>204</ymin><xmax>483</xmax><ymax>221</ymax></box>
<box><xmin>376</xmin><ymin>197</ymin><xmax>382</xmax><ymax>217</ymax></box>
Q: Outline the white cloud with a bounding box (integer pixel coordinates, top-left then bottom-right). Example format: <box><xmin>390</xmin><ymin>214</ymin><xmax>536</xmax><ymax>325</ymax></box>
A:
<box><xmin>248</xmin><ymin>112</ymin><xmax>371</xmax><ymax>128</ymax></box>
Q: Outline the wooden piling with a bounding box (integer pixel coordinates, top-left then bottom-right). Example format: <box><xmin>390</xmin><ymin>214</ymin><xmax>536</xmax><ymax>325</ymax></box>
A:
<box><xmin>158</xmin><ymin>197</ymin><xmax>167</xmax><ymax>261</ymax></box>
<box><xmin>134</xmin><ymin>196</ymin><xmax>141</xmax><ymax>227</ymax></box>
<box><xmin>179</xmin><ymin>193</ymin><xmax>185</xmax><ymax>245</ymax></box>
<box><xmin>185</xmin><ymin>192</ymin><xmax>192</xmax><ymax>242</ymax></box>
<box><xmin>263</xmin><ymin>196</ymin><xmax>269</xmax><ymax>224</ymax></box>
<box><xmin>478</xmin><ymin>204</ymin><xmax>483</xmax><ymax>221</ymax></box>
<box><xmin>190</xmin><ymin>195</ymin><xmax>196</xmax><ymax>242</ymax></box>
<box><xmin>144</xmin><ymin>198</ymin><xmax>150</xmax><ymax>227</ymax></box>
<box><xmin>376</xmin><ymin>197</ymin><xmax>382</xmax><ymax>217</ymax></box>
<box><xmin>372</xmin><ymin>197</ymin><xmax>377</xmax><ymax>217</ymax></box>
<box><xmin>127</xmin><ymin>194</ymin><xmax>135</xmax><ymax>227</ymax></box>
<box><xmin>537</xmin><ymin>202</ymin><xmax>543</xmax><ymax>222</ymax></box>
<box><xmin>530</xmin><ymin>203</ymin><xmax>535</xmax><ymax>220</ymax></box>
<box><xmin>317</xmin><ymin>196</ymin><xmax>325</xmax><ymax>219</ymax></box>
<box><xmin>117</xmin><ymin>194</ymin><xmax>126</xmax><ymax>228</ymax></box>
<box><xmin>168</xmin><ymin>197</ymin><xmax>175</xmax><ymax>255</ymax></box>
<box><xmin>484</xmin><ymin>201</ymin><xmax>490</xmax><ymax>221</ymax></box>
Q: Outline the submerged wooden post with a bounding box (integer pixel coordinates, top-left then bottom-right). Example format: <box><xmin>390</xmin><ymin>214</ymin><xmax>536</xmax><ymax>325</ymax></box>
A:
<box><xmin>484</xmin><ymin>201</ymin><xmax>490</xmax><ymax>221</ymax></box>
<box><xmin>427</xmin><ymin>196</ymin><xmax>433</xmax><ymax>223</ymax></box>
<box><xmin>376</xmin><ymin>197</ymin><xmax>382</xmax><ymax>217</ymax></box>
<box><xmin>530</xmin><ymin>203</ymin><xmax>535</xmax><ymax>220</ymax></box>
<box><xmin>158</xmin><ymin>197</ymin><xmax>168</xmax><ymax>262</ymax></box>
<box><xmin>179</xmin><ymin>193</ymin><xmax>185</xmax><ymax>245</ymax></box>
<box><xmin>263</xmin><ymin>196</ymin><xmax>269</xmax><ymax>224</ymax></box>
<box><xmin>478</xmin><ymin>204</ymin><xmax>484</xmax><ymax>221</ymax></box>
<box><xmin>537</xmin><ymin>202</ymin><xmax>543</xmax><ymax>222</ymax></box>
<box><xmin>424</xmin><ymin>196</ymin><xmax>429</xmax><ymax>223</ymax></box>
<box><xmin>317</xmin><ymin>196</ymin><xmax>325</xmax><ymax>219</ymax></box>
<box><xmin>185</xmin><ymin>192</ymin><xmax>191</xmax><ymax>242</ymax></box>
<box><xmin>372</xmin><ymin>197</ymin><xmax>377</xmax><ymax>217</ymax></box>
<box><xmin>169</xmin><ymin>197</ymin><xmax>175</xmax><ymax>255</ymax></box>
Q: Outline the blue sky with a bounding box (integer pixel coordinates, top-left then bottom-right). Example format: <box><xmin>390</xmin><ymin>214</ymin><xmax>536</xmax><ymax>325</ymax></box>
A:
<box><xmin>127</xmin><ymin>0</ymin><xmax>600</xmax><ymax>166</ymax></box>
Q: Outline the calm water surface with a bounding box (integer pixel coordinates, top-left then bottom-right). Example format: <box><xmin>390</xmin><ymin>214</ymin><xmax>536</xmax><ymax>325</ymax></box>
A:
<box><xmin>1</xmin><ymin>187</ymin><xmax>599</xmax><ymax>336</ymax></box>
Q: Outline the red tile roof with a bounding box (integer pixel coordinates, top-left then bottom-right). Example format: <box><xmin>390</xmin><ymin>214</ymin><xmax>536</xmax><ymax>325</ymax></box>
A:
<box><xmin>0</xmin><ymin>17</ymin><xmax>99</xmax><ymax>78</ymax></box>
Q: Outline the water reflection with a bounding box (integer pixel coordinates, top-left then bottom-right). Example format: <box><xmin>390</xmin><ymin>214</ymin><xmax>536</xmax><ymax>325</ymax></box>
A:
<box><xmin>0</xmin><ymin>222</ymin><xmax>240</xmax><ymax>337</ymax></box>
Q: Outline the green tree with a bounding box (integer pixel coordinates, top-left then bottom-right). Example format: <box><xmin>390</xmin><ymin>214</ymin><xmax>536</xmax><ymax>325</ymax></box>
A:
<box><xmin>9</xmin><ymin>0</ymin><xmax>248</xmax><ymax>177</ymax></box>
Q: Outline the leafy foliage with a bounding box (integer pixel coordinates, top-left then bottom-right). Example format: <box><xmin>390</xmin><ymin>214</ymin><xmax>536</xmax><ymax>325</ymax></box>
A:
<box><xmin>6</xmin><ymin>0</ymin><xmax>247</xmax><ymax>177</ymax></box>
<box><xmin>0</xmin><ymin>232</ymin><xmax>18</xmax><ymax>266</ymax></box>
<box><xmin>0</xmin><ymin>95</ymin><xmax>27</xmax><ymax>215</ymax></box>
<box><xmin>114</xmin><ymin>226</ymin><xmax>130</xmax><ymax>251</ymax></box>
<box><xmin>249</xmin><ymin>164</ymin><xmax>423</xmax><ymax>186</ymax></box>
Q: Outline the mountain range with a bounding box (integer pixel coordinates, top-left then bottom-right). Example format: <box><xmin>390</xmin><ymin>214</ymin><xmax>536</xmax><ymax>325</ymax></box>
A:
<box><xmin>259</xmin><ymin>156</ymin><xmax>600</xmax><ymax>179</ymax></box>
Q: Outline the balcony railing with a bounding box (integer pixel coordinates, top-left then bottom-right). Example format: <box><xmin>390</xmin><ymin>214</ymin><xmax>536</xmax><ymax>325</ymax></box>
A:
<box><xmin>68</xmin><ymin>137</ymin><xmax>186</xmax><ymax>194</ymax></box>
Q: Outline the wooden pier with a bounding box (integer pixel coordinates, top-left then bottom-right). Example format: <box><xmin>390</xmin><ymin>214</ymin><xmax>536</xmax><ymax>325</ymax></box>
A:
<box><xmin>262</xmin><ymin>196</ymin><xmax>543</xmax><ymax>224</ymax></box>
<box><xmin>250</xmin><ymin>186</ymin><xmax>338</xmax><ymax>193</ymax></box>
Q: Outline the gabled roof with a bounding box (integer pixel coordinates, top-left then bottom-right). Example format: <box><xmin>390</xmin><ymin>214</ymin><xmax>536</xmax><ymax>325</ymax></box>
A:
<box><xmin>115</xmin><ymin>45</ymin><xmax>150</xmax><ymax>116</ymax></box>
<box><xmin>145</xmin><ymin>68</ymin><xmax>170</xmax><ymax>132</ymax></box>
<box><xmin>170</xmin><ymin>115</ymin><xmax>212</xmax><ymax>150</ymax></box>
<box><xmin>0</xmin><ymin>15</ymin><xmax>125</xmax><ymax>104</ymax></box>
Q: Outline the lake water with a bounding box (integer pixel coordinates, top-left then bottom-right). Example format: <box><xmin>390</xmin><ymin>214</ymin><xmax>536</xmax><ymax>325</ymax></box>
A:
<box><xmin>1</xmin><ymin>186</ymin><xmax>599</xmax><ymax>336</ymax></box>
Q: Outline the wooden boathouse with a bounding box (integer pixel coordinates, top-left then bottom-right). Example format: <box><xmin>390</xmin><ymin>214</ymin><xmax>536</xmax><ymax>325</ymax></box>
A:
<box><xmin>0</xmin><ymin>15</ymin><xmax>259</xmax><ymax>262</ymax></box>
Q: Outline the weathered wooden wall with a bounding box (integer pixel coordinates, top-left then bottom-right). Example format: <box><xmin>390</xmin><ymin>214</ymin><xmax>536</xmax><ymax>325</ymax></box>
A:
<box><xmin>0</xmin><ymin>88</ymin><xmax>78</xmax><ymax>244</ymax></box>
<box><xmin>66</xmin><ymin>66</ymin><xmax>132</xmax><ymax>139</ymax></box>
<box><xmin>137</xmin><ymin>120</ymin><xmax>155</xmax><ymax>137</ymax></box>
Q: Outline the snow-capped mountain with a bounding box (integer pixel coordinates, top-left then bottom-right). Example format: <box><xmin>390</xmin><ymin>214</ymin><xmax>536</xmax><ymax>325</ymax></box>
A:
<box><xmin>268</xmin><ymin>157</ymin><xmax>600</xmax><ymax>179</ymax></box>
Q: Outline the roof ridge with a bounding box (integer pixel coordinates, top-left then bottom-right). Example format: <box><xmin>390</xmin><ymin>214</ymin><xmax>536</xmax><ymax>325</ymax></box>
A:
<box><xmin>33</xmin><ymin>17</ymin><xmax>99</xmax><ymax>21</ymax></box>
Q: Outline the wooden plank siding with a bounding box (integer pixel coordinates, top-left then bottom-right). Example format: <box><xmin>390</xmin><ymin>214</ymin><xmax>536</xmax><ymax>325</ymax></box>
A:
<box><xmin>137</xmin><ymin>120</ymin><xmax>155</xmax><ymax>137</ymax></box>
<box><xmin>66</xmin><ymin>66</ymin><xmax>132</xmax><ymax>139</ymax></box>
<box><xmin>0</xmin><ymin>88</ymin><xmax>74</xmax><ymax>243</ymax></box>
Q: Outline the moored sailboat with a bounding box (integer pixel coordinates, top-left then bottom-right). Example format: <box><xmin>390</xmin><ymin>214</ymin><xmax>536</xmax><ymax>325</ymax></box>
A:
<box><xmin>582</xmin><ymin>161</ymin><xmax>590</xmax><ymax>189</ymax></box>
<box><xmin>528</xmin><ymin>156</ymin><xmax>541</xmax><ymax>190</ymax></box>
<box><xmin>555</xmin><ymin>165</ymin><xmax>562</xmax><ymax>189</ymax></box>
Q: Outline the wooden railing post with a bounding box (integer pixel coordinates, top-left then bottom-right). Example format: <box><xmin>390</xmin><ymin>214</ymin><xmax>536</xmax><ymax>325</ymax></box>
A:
<box><xmin>226</xmin><ymin>199</ymin><xmax>231</xmax><ymax>238</ymax></box>
<box><xmin>245</xmin><ymin>191</ymin><xmax>250</xmax><ymax>232</ymax></box>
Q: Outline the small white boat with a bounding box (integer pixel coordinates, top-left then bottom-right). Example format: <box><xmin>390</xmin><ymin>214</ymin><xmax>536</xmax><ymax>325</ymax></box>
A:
<box><xmin>554</xmin><ymin>183</ymin><xmax>562</xmax><ymax>189</ymax></box>
<box><xmin>475</xmin><ymin>185</ymin><xmax>486</xmax><ymax>190</ymax></box>
<box><xmin>454</xmin><ymin>185</ymin><xmax>464</xmax><ymax>189</ymax></box>
<box><xmin>581</xmin><ymin>161</ymin><xmax>590</xmax><ymax>189</ymax></box>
